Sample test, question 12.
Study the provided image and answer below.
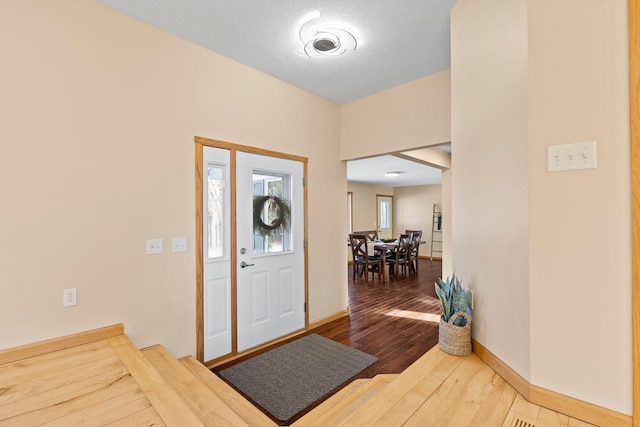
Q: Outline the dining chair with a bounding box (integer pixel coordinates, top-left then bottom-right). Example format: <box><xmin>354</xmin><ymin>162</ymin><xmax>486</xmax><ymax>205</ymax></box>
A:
<box><xmin>405</xmin><ymin>230</ymin><xmax>423</xmax><ymax>274</ymax></box>
<box><xmin>364</xmin><ymin>230</ymin><xmax>381</xmax><ymax>256</ymax></box>
<box><xmin>354</xmin><ymin>230</ymin><xmax>380</xmax><ymax>256</ymax></box>
<box><xmin>364</xmin><ymin>230</ymin><xmax>378</xmax><ymax>242</ymax></box>
<box><xmin>349</xmin><ymin>233</ymin><xmax>383</xmax><ymax>283</ymax></box>
<box><xmin>385</xmin><ymin>234</ymin><xmax>411</xmax><ymax>279</ymax></box>
<box><xmin>354</xmin><ymin>230</ymin><xmax>378</xmax><ymax>242</ymax></box>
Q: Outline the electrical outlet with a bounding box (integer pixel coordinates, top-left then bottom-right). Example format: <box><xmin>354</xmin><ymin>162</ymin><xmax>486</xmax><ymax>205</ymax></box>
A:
<box><xmin>146</xmin><ymin>239</ymin><xmax>163</xmax><ymax>255</ymax></box>
<box><xmin>172</xmin><ymin>237</ymin><xmax>187</xmax><ymax>253</ymax></box>
<box><xmin>63</xmin><ymin>288</ymin><xmax>77</xmax><ymax>307</ymax></box>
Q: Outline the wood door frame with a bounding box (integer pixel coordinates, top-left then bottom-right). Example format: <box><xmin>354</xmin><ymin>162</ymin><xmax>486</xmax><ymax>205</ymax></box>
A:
<box><xmin>630</xmin><ymin>1</ymin><xmax>639</xmax><ymax>424</ymax></box>
<box><xmin>195</xmin><ymin>136</ymin><xmax>309</xmax><ymax>365</ymax></box>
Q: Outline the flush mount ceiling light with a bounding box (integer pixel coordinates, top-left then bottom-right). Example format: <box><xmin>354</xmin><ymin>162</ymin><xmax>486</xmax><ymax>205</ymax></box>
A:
<box><xmin>298</xmin><ymin>14</ymin><xmax>357</xmax><ymax>57</ymax></box>
<box><xmin>385</xmin><ymin>171</ymin><xmax>403</xmax><ymax>177</ymax></box>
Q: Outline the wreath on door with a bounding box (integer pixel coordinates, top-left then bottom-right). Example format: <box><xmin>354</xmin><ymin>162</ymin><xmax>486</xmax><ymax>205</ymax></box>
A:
<box><xmin>253</xmin><ymin>195</ymin><xmax>291</xmax><ymax>237</ymax></box>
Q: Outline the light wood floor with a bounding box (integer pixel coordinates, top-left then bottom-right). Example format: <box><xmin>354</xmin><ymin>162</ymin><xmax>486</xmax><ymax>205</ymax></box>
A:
<box><xmin>293</xmin><ymin>346</ymin><xmax>597</xmax><ymax>427</ymax></box>
<box><xmin>0</xmin><ymin>325</ymin><xmax>598</xmax><ymax>427</ymax></box>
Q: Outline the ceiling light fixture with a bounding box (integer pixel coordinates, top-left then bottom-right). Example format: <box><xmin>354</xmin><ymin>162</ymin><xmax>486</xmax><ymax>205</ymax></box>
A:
<box><xmin>298</xmin><ymin>14</ymin><xmax>357</xmax><ymax>57</ymax></box>
<box><xmin>385</xmin><ymin>171</ymin><xmax>402</xmax><ymax>177</ymax></box>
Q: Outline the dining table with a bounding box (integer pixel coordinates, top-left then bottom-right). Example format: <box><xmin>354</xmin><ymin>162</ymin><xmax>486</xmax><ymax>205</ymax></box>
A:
<box><xmin>369</xmin><ymin>241</ymin><xmax>397</xmax><ymax>282</ymax></box>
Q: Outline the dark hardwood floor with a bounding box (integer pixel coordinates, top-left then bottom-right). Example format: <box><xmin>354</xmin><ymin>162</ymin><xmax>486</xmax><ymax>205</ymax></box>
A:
<box><xmin>315</xmin><ymin>258</ymin><xmax>443</xmax><ymax>379</ymax></box>
<box><xmin>213</xmin><ymin>258</ymin><xmax>443</xmax><ymax>378</ymax></box>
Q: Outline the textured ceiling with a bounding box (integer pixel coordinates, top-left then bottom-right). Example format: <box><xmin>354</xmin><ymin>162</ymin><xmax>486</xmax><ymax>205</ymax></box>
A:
<box><xmin>96</xmin><ymin>0</ymin><xmax>458</xmax><ymax>105</ymax></box>
<box><xmin>347</xmin><ymin>155</ymin><xmax>443</xmax><ymax>187</ymax></box>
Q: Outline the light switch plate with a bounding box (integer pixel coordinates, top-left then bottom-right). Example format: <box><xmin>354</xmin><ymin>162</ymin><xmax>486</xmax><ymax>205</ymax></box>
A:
<box><xmin>146</xmin><ymin>239</ymin><xmax>163</xmax><ymax>255</ymax></box>
<box><xmin>547</xmin><ymin>140</ymin><xmax>597</xmax><ymax>172</ymax></box>
<box><xmin>172</xmin><ymin>237</ymin><xmax>187</xmax><ymax>253</ymax></box>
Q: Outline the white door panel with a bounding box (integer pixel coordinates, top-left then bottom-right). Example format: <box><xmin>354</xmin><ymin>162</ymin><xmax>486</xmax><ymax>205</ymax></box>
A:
<box><xmin>205</xmin><ymin>277</ymin><xmax>230</xmax><ymax>336</ymax></box>
<box><xmin>249</xmin><ymin>270</ymin><xmax>269</xmax><ymax>324</ymax></box>
<box><xmin>236</xmin><ymin>151</ymin><xmax>305</xmax><ymax>352</ymax></box>
<box><xmin>203</xmin><ymin>147</ymin><xmax>232</xmax><ymax>361</ymax></box>
<box><xmin>278</xmin><ymin>267</ymin><xmax>295</xmax><ymax>315</ymax></box>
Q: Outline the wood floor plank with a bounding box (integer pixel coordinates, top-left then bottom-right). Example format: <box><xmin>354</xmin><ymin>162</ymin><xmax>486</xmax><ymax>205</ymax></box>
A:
<box><xmin>466</xmin><ymin>372</ymin><xmax>517</xmax><ymax>427</ymax></box>
<box><xmin>76</xmin><ymin>395</ymin><xmax>155</xmax><ymax>426</ymax></box>
<box><xmin>107</xmin><ymin>335</ymin><xmax>205</xmax><ymax>427</ymax></box>
<box><xmin>135</xmin><ymin>416</ymin><xmax>166</xmax><ymax>427</ymax></box>
<box><xmin>0</xmin><ymin>340</ymin><xmax>112</xmax><ymax>380</ymax></box>
<box><xmin>40</xmin><ymin>392</ymin><xmax>150</xmax><ymax>427</ymax></box>
<box><xmin>180</xmin><ymin>356</ymin><xmax>275</xmax><ymax>427</ymax></box>
<box><xmin>0</xmin><ymin>353</ymin><xmax>121</xmax><ymax>406</ymax></box>
<box><xmin>104</xmin><ymin>406</ymin><xmax>166</xmax><ymax>427</ymax></box>
<box><xmin>402</xmin><ymin>354</ymin><xmax>488</xmax><ymax>427</ymax></box>
<box><xmin>292</xmin><ymin>379</ymin><xmax>368</xmax><ymax>426</ymax></box>
<box><xmin>143</xmin><ymin>345</ymin><xmax>249</xmax><ymax>427</ymax></box>
<box><xmin>335</xmin><ymin>347</ymin><xmax>463</xmax><ymax>426</ymax></box>
<box><xmin>0</xmin><ymin>373</ymin><xmax>141</xmax><ymax>425</ymax></box>
<box><xmin>438</xmin><ymin>364</ymin><xmax>509</xmax><ymax>426</ymax></box>
<box><xmin>0</xmin><ymin>361</ymin><xmax>130</xmax><ymax>421</ymax></box>
<box><xmin>537</xmin><ymin>407</ymin><xmax>572</xmax><ymax>427</ymax></box>
<box><xmin>510</xmin><ymin>393</ymin><xmax>543</xmax><ymax>419</ymax></box>
<box><xmin>302</xmin><ymin>375</ymin><xmax>393</xmax><ymax>427</ymax></box>
<box><xmin>373</xmin><ymin>372</ymin><xmax>452</xmax><ymax>426</ymax></box>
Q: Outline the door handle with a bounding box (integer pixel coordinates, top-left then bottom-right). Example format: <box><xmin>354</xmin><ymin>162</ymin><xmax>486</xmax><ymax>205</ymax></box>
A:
<box><xmin>240</xmin><ymin>261</ymin><xmax>255</xmax><ymax>268</ymax></box>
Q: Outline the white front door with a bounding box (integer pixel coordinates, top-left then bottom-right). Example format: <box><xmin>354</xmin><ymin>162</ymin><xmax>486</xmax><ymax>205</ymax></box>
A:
<box><xmin>235</xmin><ymin>151</ymin><xmax>305</xmax><ymax>352</ymax></box>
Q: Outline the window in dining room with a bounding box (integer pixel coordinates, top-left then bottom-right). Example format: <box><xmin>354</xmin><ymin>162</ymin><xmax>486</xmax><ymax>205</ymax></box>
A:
<box><xmin>377</xmin><ymin>195</ymin><xmax>393</xmax><ymax>239</ymax></box>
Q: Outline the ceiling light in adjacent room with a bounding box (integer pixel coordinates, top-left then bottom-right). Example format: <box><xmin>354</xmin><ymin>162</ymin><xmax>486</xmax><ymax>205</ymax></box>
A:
<box><xmin>298</xmin><ymin>14</ymin><xmax>357</xmax><ymax>57</ymax></box>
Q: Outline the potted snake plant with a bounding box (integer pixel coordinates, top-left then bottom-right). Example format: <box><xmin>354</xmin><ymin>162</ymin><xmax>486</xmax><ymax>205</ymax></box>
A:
<box><xmin>434</xmin><ymin>274</ymin><xmax>472</xmax><ymax>356</ymax></box>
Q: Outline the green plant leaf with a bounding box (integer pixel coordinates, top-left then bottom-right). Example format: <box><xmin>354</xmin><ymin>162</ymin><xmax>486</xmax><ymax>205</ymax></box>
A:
<box><xmin>434</xmin><ymin>273</ymin><xmax>471</xmax><ymax>324</ymax></box>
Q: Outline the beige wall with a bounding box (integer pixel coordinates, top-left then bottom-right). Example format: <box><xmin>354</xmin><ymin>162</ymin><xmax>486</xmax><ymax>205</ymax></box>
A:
<box><xmin>340</xmin><ymin>70</ymin><xmax>452</xmax><ymax>160</ymax></box>
<box><xmin>452</xmin><ymin>0</ymin><xmax>531</xmax><ymax>380</ymax></box>
<box><xmin>527</xmin><ymin>0</ymin><xmax>631</xmax><ymax>413</ymax></box>
<box><xmin>452</xmin><ymin>0</ymin><xmax>631</xmax><ymax>415</ymax></box>
<box><xmin>393</xmin><ymin>184</ymin><xmax>442</xmax><ymax>256</ymax></box>
<box><xmin>347</xmin><ymin>182</ymin><xmax>393</xmax><ymax>233</ymax></box>
<box><xmin>0</xmin><ymin>0</ymin><xmax>346</xmax><ymax>357</ymax></box>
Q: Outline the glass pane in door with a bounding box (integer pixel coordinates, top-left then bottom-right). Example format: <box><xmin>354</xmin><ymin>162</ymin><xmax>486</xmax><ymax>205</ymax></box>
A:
<box><xmin>207</xmin><ymin>165</ymin><xmax>225</xmax><ymax>258</ymax></box>
<box><xmin>252</xmin><ymin>170</ymin><xmax>292</xmax><ymax>255</ymax></box>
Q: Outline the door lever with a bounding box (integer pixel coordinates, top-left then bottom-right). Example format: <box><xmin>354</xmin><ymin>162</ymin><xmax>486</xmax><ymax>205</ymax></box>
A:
<box><xmin>240</xmin><ymin>261</ymin><xmax>255</xmax><ymax>268</ymax></box>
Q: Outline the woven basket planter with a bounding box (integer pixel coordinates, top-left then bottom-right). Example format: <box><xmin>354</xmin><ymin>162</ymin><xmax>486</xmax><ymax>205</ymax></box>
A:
<box><xmin>438</xmin><ymin>312</ymin><xmax>472</xmax><ymax>356</ymax></box>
